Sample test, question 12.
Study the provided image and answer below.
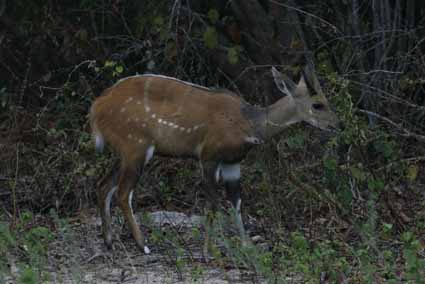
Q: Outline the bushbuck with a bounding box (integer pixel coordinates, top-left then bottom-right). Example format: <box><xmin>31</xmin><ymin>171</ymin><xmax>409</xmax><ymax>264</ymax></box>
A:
<box><xmin>89</xmin><ymin>67</ymin><xmax>339</xmax><ymax>254</ymax></box>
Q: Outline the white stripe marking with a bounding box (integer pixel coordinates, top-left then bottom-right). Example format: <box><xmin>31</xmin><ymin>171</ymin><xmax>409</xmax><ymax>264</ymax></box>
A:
<box><xmin>144</xmin><ymin>246</ymin><xmax>151</xmax><ymax>254</ymax></box>
<box><xmin>129</xmin><ymin>190</ymin><xmax>134</xmax><ymax>214</ymax></box>
<box><xmin>215</xmin><ymin>166</ymin><xmax>221</xmax><ymax>183</ymax></box>
<box><xmin>145</xmin><ymin>145</ymin><xmax>155</xmax><ymax>166</ymax></box>
<box><xmin>105</xmin><ymin>186</ymin><xmax>117</xmax><ymax>219</ymax></box>
<box><xmin>144</xmin><ymin>78</ymin><xmax>152</xmax><ymax>113</ymax></box>
<box><xmin>220</xmin><ymin>163</ymin><xmax>241</xmax><ymax>182</ymax></box>
<box><xmin>236</xmin><ymin>198</ymin><xmax>241</xmax><ymax>214</ymax></box>
<box><xmin>128</xmin><ymin>190</ymin><xmax>150</xmax><ymax>255</ymax></box>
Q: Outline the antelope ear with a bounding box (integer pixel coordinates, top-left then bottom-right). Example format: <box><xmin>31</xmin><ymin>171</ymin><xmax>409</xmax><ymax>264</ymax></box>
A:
<box><xmin>271</xmin><ymin>67</ymin><xmax>296</xmax><ymax>98</ymax></box>
<box><xmin>297</xmin><ymin>73</ymin><xmax>307</xmax><ymax>88</ymax></box>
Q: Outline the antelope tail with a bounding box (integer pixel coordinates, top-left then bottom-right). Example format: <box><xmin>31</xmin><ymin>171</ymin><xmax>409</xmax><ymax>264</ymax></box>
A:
<box><xmin>89</xmin><ymin>104</ymin><xmax>105</xmax><ymax>153</ymax></box>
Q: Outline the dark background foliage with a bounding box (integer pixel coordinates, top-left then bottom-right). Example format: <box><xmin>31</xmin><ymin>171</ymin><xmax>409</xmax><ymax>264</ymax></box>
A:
<box><xmin>1</xmin><ymin>0</ymin><xmax>424</xmax><ymax>282</ymax></box>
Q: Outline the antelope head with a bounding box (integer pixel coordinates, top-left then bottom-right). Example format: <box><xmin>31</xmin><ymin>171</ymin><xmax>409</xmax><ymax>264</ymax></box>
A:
<box><xmin>263</xmin><ymin>66</ymin><xmax>339</xmax><ymax>137</ymax></box>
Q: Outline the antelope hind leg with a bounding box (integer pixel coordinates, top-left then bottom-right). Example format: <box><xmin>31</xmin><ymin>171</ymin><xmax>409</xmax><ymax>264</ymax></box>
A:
<box><xmin>116</xmin><ymin>166</ymin><xmax>150</xmax><ymax>254</ymax></box>
<box><xmin>97</xmin><ymin>167</ymin><xmax>119</xmax><ymax>249</ymax></box>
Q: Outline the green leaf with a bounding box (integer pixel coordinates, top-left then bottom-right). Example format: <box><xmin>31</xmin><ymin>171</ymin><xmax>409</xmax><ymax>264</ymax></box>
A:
<box><xmin>382</xmin><ymin>223</ymin><xmax>393</xmax><ymax>233</ymax></box>
<box><xmin>85</xmin><ymin>167</ymin><xmax>96</xmax><ymax>177</ymax></box>
<box><xmin>349</xmin><ymin>166</ymin><xmax>366</xmax><ymax>181</ymax></box>
<box><xmin>203</xmin><ymin>27</ymin><xmax>218</xmax><ymax>49</ymax></box>
<box><xmin>115</xmin><ymin>65</ymin><xmax>124</xmax><ymax>74</ymax></box>
<box><xmin>367</xmin><ymin>178</ymin><xmax>384</xmax><ymax>191</ymax></box>
<box><xmin>227</xmin><ymin>47</ymin><xmax>239</xmax><ymax>64</ymax></box>
<box><xmin>0</xmin><ymin>222</ymin><xmax>15</xmax><ymax>248</ymax></box>
<box><xmin>19</xmin><ymin>266</ymin><xmax>37</xmax><ymax>284</ymax></box>
<box><xmin>286</xmin><ymin>133</ymin><xmax>305</xmax><ymax>149</ymax></box>
<box><xmin>338</xmin><ymin>186</ymin><xmax>353</xmax><ymax>207</ymax></box>
<box><xmin>207</xmin><ymin>9</ymin><xmax>220</xmax><ymax>24</ymax></box>
<box><xmin>373</xmin><ymin>139</ymin><xmax>395</xmax><ymax>159</ymax></box>
<box><xmin>153</xmin><ymin>16</ymin><xmax>164</xmax><ymax>28</ymax></box>
<box><xmin>323</xmin><ymin>158</ymin><xmax>337</xmax><ymax>171</ymax></box>
<box><xmin>104</xmin><ymin>60</ymin><xmax>116</xmax><ymax>68</ymax></box>
<box><xmin>406</xmin><ymin>164</ymin><xmax>418</xmax><ymax>182</ymax></box>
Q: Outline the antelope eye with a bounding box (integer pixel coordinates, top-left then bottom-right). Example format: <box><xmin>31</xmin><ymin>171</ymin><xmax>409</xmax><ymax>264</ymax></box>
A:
<box><xmin>312</xmin><ymin>103</ymin><xmax>325</xmax><ymax>110</ymax></box>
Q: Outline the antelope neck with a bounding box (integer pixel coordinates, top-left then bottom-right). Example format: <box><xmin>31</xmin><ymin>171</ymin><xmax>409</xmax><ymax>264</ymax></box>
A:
<box><xmin>250</xmin><ymin>96</ymin><xmax>300</xmax><ymax>141</ymax></box>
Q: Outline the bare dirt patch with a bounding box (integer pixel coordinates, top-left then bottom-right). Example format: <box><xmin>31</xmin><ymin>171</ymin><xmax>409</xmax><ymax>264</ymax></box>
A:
<box><xmin>43</xmin><ymin>210</ymin><xmax>269</xmax><ymax>284</ymax></box>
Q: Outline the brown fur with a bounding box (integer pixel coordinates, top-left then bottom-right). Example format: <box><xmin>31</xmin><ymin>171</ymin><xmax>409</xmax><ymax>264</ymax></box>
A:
<box><xmin>90</xmin><ymin>76</ymin><xmax>257</xmax><ymax>163</ymax></box>
<box><xmin>90</xmin><ymin>70</ymin><xmax>339</xmax><ymax>252</ymax></box>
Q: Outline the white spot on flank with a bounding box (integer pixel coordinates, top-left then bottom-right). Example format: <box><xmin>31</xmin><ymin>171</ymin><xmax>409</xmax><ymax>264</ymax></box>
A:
<box><xmin>145</xmin><ymin>106</ymin><xmax>151</xmax><ymax>113</ymax></box>
<box><xmin>145</xmin><ymin>145</ymin><xmax>155</xmax><ymax>166</ymax></box>
<box><xmin>138</xmin><ymin>139</ymin><xmax>143</xmax><ymax>144</ymax></box>
<box><xmin>128</xmin><ymin>134</ymin><xmax>133</xmax><ymax>139</ymax></box>
<box><xmin>173</xmin><ymin>125</ymin><xmax>178</xmax><ymax>129</ymax></box>
<box><xmin>168</xmin><ymin>122</ymin><xmax>173</xmax><ymax>126</ymax></box>
<box><xmin>220</xmin><ymin>163</ymin><xmax>241</xmax><ymax>182</ymax></box>
<box><xmin>120</xmin><ymin>107</ymin><xmax>126</xmax><ymax>113</ymax></box>
<box><xmin>126</xmin><ymin>97</ymin><xmax>134</xmax><ymax>103</ymax></box>
<box><xmin>186</xmin><ymin>128</ymin><xmax>192</xmax><ymax>133</ymax></box>
<box><xmin>137</xmin><ymin>100</ymin><xmax>141</xmax><ymax>105</ymax></box>
<box><xmin>158</xmin><ymin>118</ymin><xmax>163</xmax><ymax>123</ymax></box>
<box><xmin>142</xmin><ymin>123</ymin><xmax>147</xmax><ymax>128</ymax></box>
<box><xmin>179</xmin><ymin>127</ymin><xmax>185</xmax><ymax>131</ymax></box>
<box><xmin>151</xmin><ymin>113</ymin><xmax>156</xmax><ymax>119</ymax></box>
<box><xmin>135</xmin><ymin>118</ymin><xmax>140</xmax><ymax>122</ymax></box>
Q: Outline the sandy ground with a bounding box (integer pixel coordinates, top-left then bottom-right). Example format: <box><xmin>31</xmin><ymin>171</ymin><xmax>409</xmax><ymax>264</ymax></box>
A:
<box><xmin>37</xmin><ymin>210</ymin><xmax>271</xmax><ymax>284</ymax></box>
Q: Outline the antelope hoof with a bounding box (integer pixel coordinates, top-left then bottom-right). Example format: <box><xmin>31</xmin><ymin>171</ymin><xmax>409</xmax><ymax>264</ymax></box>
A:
<box><xmin>136</xmin><ymin>239</ymin><xmax>151</xmax><ymax>254</ymax></box>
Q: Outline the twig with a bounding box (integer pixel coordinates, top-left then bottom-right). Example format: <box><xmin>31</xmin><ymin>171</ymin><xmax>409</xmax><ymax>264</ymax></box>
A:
<box><xmin>66</xmin><ymin>60</ymin><xmax>96</xmax><ymax>83</ymax></box>
<box><xmin>12</xmin><ymin>143</ymin><xmax>20</xmax><ymax>228</ymax></box>
<box><xmin>270</xmin><ymin>0</ymin><xmax>340</xmax><ymax>34</ymax></box>
<box><xmin>85</xmin><ymin>252</ymin><xmax>106</xmax><ymax>264</ymax></box>
<box><xmin>375</xmin><ymin>156</ymin><xmax>425</xmax><ymax>172</ymax></box>
<box><xmin>287</xmin><ymin>172</ymin><xmax>345</xmax><ymax>214</ymax></box>
<box><xmin>357</xmin><ymin>109</ymin><xmax>425</xmax><ymax>142</ymax></box>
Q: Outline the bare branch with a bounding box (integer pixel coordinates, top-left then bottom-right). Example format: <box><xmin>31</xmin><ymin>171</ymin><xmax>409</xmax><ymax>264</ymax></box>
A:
<box><xmin>357</xmin><ymin>109</ymin><xmax>425</xmax><ymax>142</ymax></box>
